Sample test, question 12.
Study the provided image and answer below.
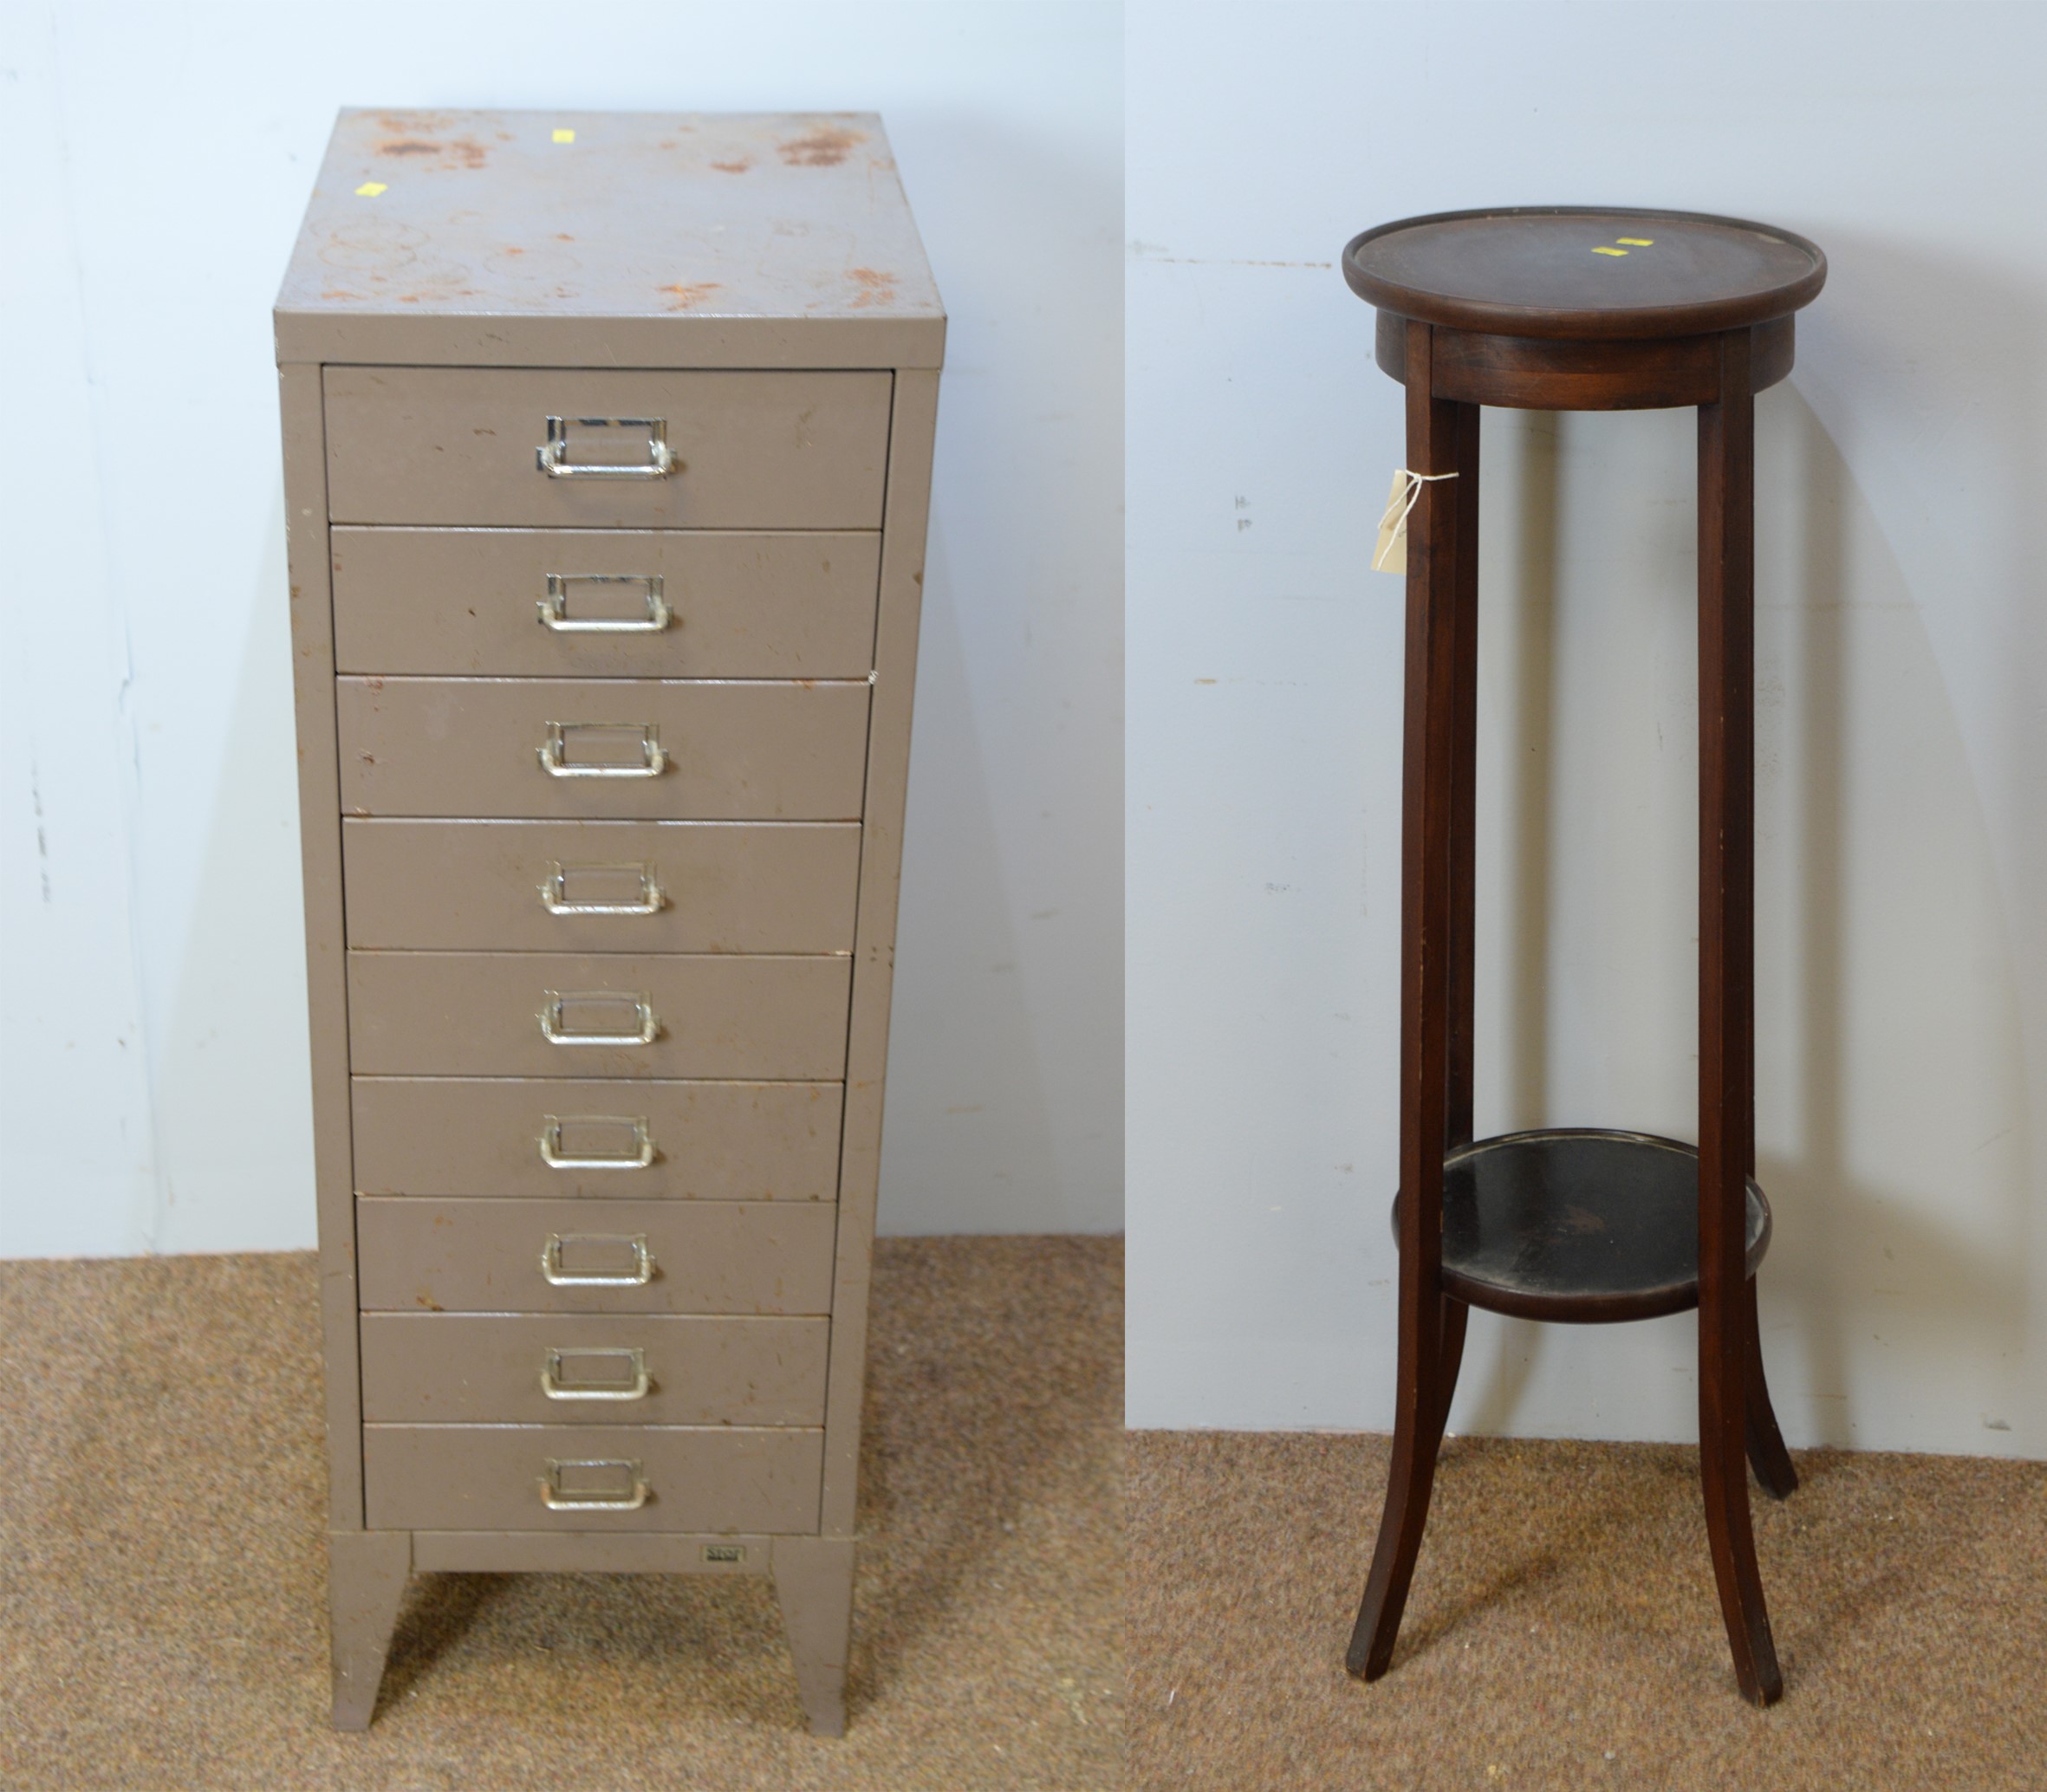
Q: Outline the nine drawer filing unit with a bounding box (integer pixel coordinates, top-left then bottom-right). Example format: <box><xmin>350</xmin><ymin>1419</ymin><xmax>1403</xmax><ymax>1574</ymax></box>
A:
<box><xmin>274</xmin><ymin>109</ymin><xmax>943</xmax><ymax>1735</ymax></box>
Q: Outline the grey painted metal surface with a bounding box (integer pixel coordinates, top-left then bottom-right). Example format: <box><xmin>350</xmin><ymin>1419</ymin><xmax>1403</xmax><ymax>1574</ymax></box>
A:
<box><xmin>355</xmin><ymin>1198</ymin><xmax>839</xmax><ymax>1315</ymax></box>
<box><xmin>358</xmin><ymin>1314</ymin><xmax>830</xmax><ymax>1425</ymax></box>
<box><xmin>335</xmin><ymin>676</ymin><xmax>871</xmax><ymax>820</ymax></box>
<box><xmin>362</xmin><ymin>1424</ymin><xmax>824</xmax><ymax>1533</ymax></box>
<box><xmin>341</xmin><ymin>818</ymin><xmax>861</xmax><ymax>953</ymax></box>
<box><xmin>323</xmin><ymin>367</ymin><xmax>891</xmax><ymax>528</ymax></box>
<box><xmin>331</xmin><ymin>528</ymin><xmax>882</xmax><ymax>679</ymax></box>
<box><xmin>283</xmin><ymin>107</ymin><xmax>940</xmax><ymax>1737</ymax></box>
<box><xmin>345</xmin><ymin>951</ymin><xmax>851</xmax><ymax>1080</ymax></box>
<box><xmin>277</xmin><ymin>111</ymin><xmax>943</xmax><ymax>369</ymax></box>
<box><xmin>350</xmin><ymin>1077</ymin><xmax>843</xmax><ymax>1201</ymax></box>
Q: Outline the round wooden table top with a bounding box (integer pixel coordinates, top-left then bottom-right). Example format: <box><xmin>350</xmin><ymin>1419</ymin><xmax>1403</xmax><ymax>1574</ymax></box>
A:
<box><xmin>1343</xmin><ymin>207</ymin><xmax>1825</xmax><ymax>341</ymax></box>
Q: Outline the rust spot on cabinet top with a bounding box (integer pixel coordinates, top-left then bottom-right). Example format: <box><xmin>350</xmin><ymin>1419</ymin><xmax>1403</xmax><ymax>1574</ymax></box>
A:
<box><xmin>847</xmin><ymin>268</ymin><xmax>898</xmax><ymax>309</ymax></box>
<box><xmin>660</xmin><ymin>281</ymin><xmax>725</xmax><ymax>311</ymax></box>
<box><xmin>778</xmin><ymin>125</ymin><xmax>867</xmax><ymax>167</ymax></box>
<box><xmin>374</xmin><ymin>133</ymin><xmax>490</xmax><ymax>169</ymax></box>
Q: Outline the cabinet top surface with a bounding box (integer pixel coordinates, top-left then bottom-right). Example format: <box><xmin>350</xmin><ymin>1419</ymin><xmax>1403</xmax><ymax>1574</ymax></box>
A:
<box><xmin>1344</xmin><ymin>207</ymin><xmax>1825</xmax><ymax>341</ymax></box>
<box><xmin>276</xmin><ymin>109</ymin><xmax>943</xmax><ymax>366</ymax></box>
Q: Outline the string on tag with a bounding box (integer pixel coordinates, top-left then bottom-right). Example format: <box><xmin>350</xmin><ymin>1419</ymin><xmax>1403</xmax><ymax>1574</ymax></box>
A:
<box><xmin>1371</xmin><ymin>469</ymin><xmax>1459</xmax><ymax>572</ymax></box>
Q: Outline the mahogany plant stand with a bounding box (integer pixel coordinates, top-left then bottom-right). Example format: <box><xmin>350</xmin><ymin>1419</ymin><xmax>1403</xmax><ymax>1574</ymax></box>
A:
<box><xmin>1340</xmin><ymin>208</ymin><xmax>1827</xmax><ymax>1705</ymax></box>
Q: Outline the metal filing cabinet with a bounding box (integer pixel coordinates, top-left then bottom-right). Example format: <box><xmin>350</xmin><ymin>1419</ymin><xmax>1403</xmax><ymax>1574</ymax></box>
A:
<box><xmin>274</xmin><ymin>110</ymin><xmax>943</xmax><ymax>1735</ymax></box>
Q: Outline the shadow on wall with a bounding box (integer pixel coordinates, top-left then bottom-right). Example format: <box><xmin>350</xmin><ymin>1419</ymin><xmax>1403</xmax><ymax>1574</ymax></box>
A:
<box><xmin>1448</xmin><ymin>363</ymin><xmax>2033</xmax><ymax>1453</ymax></box>
<box><xmin>1765</xmin><ymin>228</ymin><xmax>2047</xmax><ymax>1453</ymax></box>
<box><xmin>876</xmin><ymin>108</ymin><xmax>1124</xmax><ymax>1237</ymax></box>
<box><xmin>875</xmin><ymin>519</ymin><xmax>1062</xmax><ymax>1235</ymax></box>
<box><xmin>149</xmin><ymin>495</ymin><xmax>316</xmax><ymax>1253</ymax></box>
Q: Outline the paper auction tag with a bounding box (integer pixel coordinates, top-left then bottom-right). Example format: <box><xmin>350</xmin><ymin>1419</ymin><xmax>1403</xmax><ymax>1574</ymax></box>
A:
<box><xmin>1374</xmin><ymin>468</ymin><xmax>1459</xmax><ymax>575</ymax></box>
<box><xmin>1373</xmin><ymin>470</ymin><xmax>1412</xmax><ymax>575</ymax></box>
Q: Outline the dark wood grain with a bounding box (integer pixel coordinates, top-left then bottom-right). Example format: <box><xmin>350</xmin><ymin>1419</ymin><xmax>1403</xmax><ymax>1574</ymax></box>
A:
<box><xmin>1697</xmin><ymin>327</ymin><xmax>1783</xmax><ymax>1705</ymax></box>
<box><xmin>1348</xmin><ymin>321</ymin><xmax>1462</xmax><ymax>1681</ymax></box>
<box><xmin>1745</xmin><ymin>1278</ymin><xmax>1800</xmax><ymax>1500</ymax></box>
<box><xmin>1346</xmin><ymin>211</ymin><xmax>1812</xmax><ymax>1705</ymax></box>
<box><xmin>1433</xmin><ymin>394</ymin><xmax>1483</xmax><ymax>1468</ymax></box>
<box><xmin>1446</xmin><ymin>399</ymin><xmax>1481</xmax><ymax>1152</ymax></box>
<box><xmin>1390</xmin><ymin>1129</ymin><xmax>1774</xmax><ymax>1324</ymax></box>
<box><xmin>1346</xmin><ymin>207</ymin><xmax>1824</xmax><ymax>340</ymax></box>
<box><xmin>1374</xmin><ymin>313</ymin><xmax>1796</xmax><ymax>410</ymax></box>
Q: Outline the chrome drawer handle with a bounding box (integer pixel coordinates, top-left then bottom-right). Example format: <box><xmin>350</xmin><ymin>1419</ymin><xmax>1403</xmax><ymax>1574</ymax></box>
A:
<box><xmin>538</xmin><ymin>1458</ymin><xmax>650</xmax><ymax>1511</ymax></box>
<box><xmin>540</xmin><ymin>1233</ymin><xmax>655</xmax><ymax>1287</ymax></box>
<box><xmin>537</xmin><ymin>721</ymin><xmax>666</xmax><ymax>778</ymax></box>
<box><xmin>539</xmin><ymin>860</ymin><xmax>666</xmax><ymax>916</ymax></box>
<box><xmin>537</xmin><ymin>991</ymin><xmax>659</xmax><ymax>1047</ymax></box>
<box><xmin>539</xmin><ymin>573</ymin><xmax>673</xmax><ymax>633</ymax></box>
<box><xmin>538</xmin><ymin>1114</ymin><xmax>656</xmax><ymax>1171</ymax></box>
<box><xmin>536</xmin><ymin>415</ymin><xmax>673</xmax><ymax>479</ymax></box>
<box><xmin>541</xmin><ymin>1347</ymin><xmax>651</xmax><ymax>1402</ymax></box>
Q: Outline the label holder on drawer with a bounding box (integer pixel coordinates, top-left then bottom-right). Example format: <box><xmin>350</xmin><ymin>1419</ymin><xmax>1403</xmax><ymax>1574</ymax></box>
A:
<box><xmin>540</xmin><ymin>1347</ymin><xmax>652</xmax><ymax>1402</ymax></box>
<box><xmin>536</xmin><ymin>416</ymin><xmax>673</xmax><ymax>480</ymax></box>
<box><xmin>538</xmin><ymin>860</ymin><xmax>667</xmax><ymax>917</ymax></box>
<box><xmin>537</xmin><ymin>1114</ymin><xmax>657</xmax><ymax>1171</ymax></box>
<box><xmin>537</xmin><ymin>721</ymin><xmax>667</xmax><ymax>779</ymax></box>
<box><xmin>540</xmin><ymin>1233</ymin><xmax>656</xmax><ymax>1288</ymax></box>
<box><xmin>539</xmin><ymin>1458</ymin><xmax>651</xmax><ymax>1510</ymax></box>
<box><xmin>539</xmin><ymin>573</ymin><xmax>673</xmax><ymax>634</ymax></box>
<box><xmin>536</xmin><ymin>990</ymin><xmax>660</xmax><ymax>1047</ymax></box>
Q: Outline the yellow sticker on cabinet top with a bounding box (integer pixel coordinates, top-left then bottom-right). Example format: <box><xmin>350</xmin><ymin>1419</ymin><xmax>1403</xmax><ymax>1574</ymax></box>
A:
<box><xmin>552</xmin><ymin>128</ymin><xmax>575</xmax><ymax>144</ymax></box>
<box><xmin>354</xmin><ymin>181</ymin><xmax>387</xmax><ymax>197</ymax></box>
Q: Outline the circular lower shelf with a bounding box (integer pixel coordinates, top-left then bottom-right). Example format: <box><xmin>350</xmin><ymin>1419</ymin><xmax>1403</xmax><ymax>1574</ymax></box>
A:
<box><xmin>1389</xmin><ymin>1128</ymin><xmax>1771</xmax><ymax>1323</ymax></box>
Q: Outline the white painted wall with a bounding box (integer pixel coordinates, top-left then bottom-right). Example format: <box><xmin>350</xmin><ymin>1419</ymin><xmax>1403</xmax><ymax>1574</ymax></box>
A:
<box><xmin>0</xmin><ymin>0</ymin><xmax>1123</xmax><ymax>1256</ymax></box>
<box><xmin>1127</xmin><ymin>0</ymin><xmax>2047</xmax><ymax>1458</ymax></box>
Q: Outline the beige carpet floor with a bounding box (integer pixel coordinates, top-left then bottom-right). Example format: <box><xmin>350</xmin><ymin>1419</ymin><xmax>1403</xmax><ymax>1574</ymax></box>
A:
<box><xmin>1127</xmin><ymin>1430</ymin><xmax>2047</xmax><ymax>1791</ymax></box>
<box><xmin>0</xmin><ymin>1236</ymin><xmax>1121</xmax><ymax>1790</ymax></box>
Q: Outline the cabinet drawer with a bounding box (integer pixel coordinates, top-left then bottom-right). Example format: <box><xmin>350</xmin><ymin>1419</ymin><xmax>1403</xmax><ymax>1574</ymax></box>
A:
<box><xmin>324</xmin><ymin>367</ymin><xmax>891</xmax><ymax>529</ymax></box>
<box><xmin>348</xmin><ymin>952</ymin><xmax>850</xmax><ymax>1079</ymax></box>
<box><xmin>336</xmin><ymin>677</ymin><xmax>870</xmax><ymax>821</ymax></box>
<box><xmin>357</xmin><ymin>1198</ymin><xmax>838</xmax><ymax>1315</ymax></box>
<box><xmin>341</xmin><ymin>819</ymin><xmax>859</xmax><ymax>953</ymax></box>
<box><xmin>363</xmin><ymin>1423</ymin><xmax>823</xmax><ymax>1533</ymax></box>
<box><xmin>352</xmin><ymin>1077</ymin><xmax>842</xmax><ymax>1200</ymax></box>
<box><xmin>360</xmin><ymin>1315</ymin><xmax>829</xmax><ymax>1425</ymax></box>
<box><xmin>331</xmin><ymin>529</ymin><xmax>881</xmax><ymax>679</ymax></box>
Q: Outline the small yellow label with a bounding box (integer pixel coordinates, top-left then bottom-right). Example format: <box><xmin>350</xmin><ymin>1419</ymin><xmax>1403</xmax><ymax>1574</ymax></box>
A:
<box><xmin>552</xmin><ymin>127</ymin><xmax>575</xmax><ymax>144</ymax></box>
<box><xmin>354</xmin><ymin>181</ymin><xmax>387</xmax><ymax>198</ymax></box>
<box><xmin>1592</xmin><ymin>246</ymin><xmax>1628</xmax><ymax>256</ymax></box>
<box><xmin>1615</xmin><ymin>237</ymin><xmax>1654</xmax><ymax>246</ymax></box>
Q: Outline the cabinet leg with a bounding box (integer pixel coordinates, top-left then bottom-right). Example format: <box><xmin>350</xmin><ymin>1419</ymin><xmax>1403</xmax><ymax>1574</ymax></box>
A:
<box><xmin>1743</xmin><ymin>1277</ymin><xmax>1798</xmax><ymax>1499</ymax></box>
<box><xmin>328</xmin><ymin>1530</ymin><xmax>411</xmax><ymax>1731</ymax></box>
<box><xmin>774</xmin><ymin>1536</ymin><xmax>855</xmax><ymax>1737</ymax></box>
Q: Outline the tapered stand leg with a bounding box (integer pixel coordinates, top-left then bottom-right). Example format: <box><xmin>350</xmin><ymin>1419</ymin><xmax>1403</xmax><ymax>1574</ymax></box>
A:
<box><xmin>774</xmin><ymin>1536</ymin><xmax>855</xmax><ymax>1737</ymax></box>
<box><xmin>1433</xmin><ymin>397</ymin><xmax>1481</xmax><ymax>1464</ymax></box>
<box><xmin>1426</xmin><ymin>1295</ymin><xmax>1470</xmax><ymax>1459</ymax></box>
<box><xmin>1698</xmin><ymin>330</ymin><xmax>1784</xmax><ymax>1705</ymax></box>
<box><xmin>328</xmin><ymin>1530</ymin><xmax>411</xmax><ymax>1730</ymax></box>
<box><xmin>1349</xmin><ymin>331</ymin><xmax>1472</xmax><ymax>1680</ymax></box>
<box><xmin>1744</xmin><ymin>1277</ymin><xmax>1798</xmax><ymax>1499</ymax></box>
